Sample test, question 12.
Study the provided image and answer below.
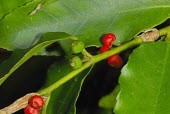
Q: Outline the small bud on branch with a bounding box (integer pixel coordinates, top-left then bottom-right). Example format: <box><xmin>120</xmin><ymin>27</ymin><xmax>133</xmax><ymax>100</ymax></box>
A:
<box><xmin>140</xmin><ymin>28</ymin><xmax>159</xmax><ymax>42</ymax></box>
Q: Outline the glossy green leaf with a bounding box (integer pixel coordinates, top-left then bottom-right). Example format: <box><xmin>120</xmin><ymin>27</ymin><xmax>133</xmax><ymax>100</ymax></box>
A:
<box><xmin>115</xmin><ymin>42</ymin><xmax>170</xmax><ymax>114</ymax></box>
<box><xmin>99</xmin><ymin>85</ymin><xmax>120</xmax><ymax>109</ymax></box>
<box><xmin>0</xmin><ymin>0</ymin><xmax>170</xmax><ymax>50</ymax></box>
<box><xmin>40</xmin><ymin>59</ymin><xmax>93</xmax><ymax>114</ymax></box>
<box><xmin>0</xmin><ymin>0</ymin><xmax>32</xmax><ymax>19</ymax></box>
<box><xmin>0</xmin><ymin>32</ymin><xmax>74</xmax><ymax>85</ymax></box>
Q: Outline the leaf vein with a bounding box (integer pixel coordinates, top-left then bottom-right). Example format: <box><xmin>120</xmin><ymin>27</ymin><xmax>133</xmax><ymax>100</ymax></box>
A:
<box><xmin>73</xmin><ymin>18</ymin><xmax>88</xmax><ymax>35</ymax></box>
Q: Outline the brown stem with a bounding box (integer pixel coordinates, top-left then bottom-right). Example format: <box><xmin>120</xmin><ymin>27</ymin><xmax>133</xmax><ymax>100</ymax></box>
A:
<box><xmin>0</xmin><ymin>93</ymin><xmax>38</xmax><ymax>114</ymax></box>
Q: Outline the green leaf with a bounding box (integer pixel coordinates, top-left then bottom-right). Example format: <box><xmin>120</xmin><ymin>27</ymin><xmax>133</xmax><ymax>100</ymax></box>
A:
<box><xmin>40</xmin><ymin>59</ymin><xmax>93</xmax><ymax>114</ymax></box>
<box><xmin>0</xmin><ymin>32</ymin><xmax>74</xmax><ymax>85</ymax></box>
<box><xmin>99</xmin><ymin>85</ymin><xmax>120</xmax><ymax>109</ymax></box>
<box><xmin>0</xmin><ymin>0</ymin><xmax>32</xmax><ymax>19</ymax></box>
<box><xmin>0</xmin><ymin>0</ymin><xmax>170</xmax><ymax>50</ymax></box>
<box><xmin>114</xmin><ymin>42</ymin><xmax>170</xmax><ymax>114</ymax></box>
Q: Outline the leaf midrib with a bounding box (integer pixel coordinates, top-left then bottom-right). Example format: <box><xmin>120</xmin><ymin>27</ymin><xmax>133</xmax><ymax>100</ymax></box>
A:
<box><xmin>2</xmin><ymin>2</ymin><xmax>170</xmax><ymax>23</ymax></box>
<box><xmin>115</xmin><ymin>5</ymin><xmax>170</xmax><ymax>14</ymax></box>
<box><xmin>42</xmin><ymin>3</ymin><xmax>170</xmax><ymax>19</ymax></box>
<box><xmin>37</xmin><ymin>4</ymin><xmax>170</xmax><ymax>32</ymax></box>
<box><xmin>85</xmin><ymin>5</ymin><xmax>170</xmax><ymax>22</ymax></box>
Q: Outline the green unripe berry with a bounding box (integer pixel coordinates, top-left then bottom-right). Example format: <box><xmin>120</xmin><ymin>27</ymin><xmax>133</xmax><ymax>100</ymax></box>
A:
<box><xmin>71</xmin><ymin>40</ymin><xmax>85</xmax><ymax>54</ymax></box>
<box><xmin>70</xmin><ymin>56</ymin><xmax>82</xmax><ymax>70</ymax></box>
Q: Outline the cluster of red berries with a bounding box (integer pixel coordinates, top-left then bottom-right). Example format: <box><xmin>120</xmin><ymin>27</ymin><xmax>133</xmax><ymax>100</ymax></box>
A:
<box><xmin>24</xmin><ymin>95</ymin><xmax>44</xmax><ymax>114</ymax></box>
<box><xmin>100</xmin><ymin>33</ymin><xmax>123</xmax><ymax>68</ymax></box>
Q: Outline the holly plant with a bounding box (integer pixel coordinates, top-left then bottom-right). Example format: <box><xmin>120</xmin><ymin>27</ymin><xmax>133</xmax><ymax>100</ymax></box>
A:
<box><xmin>0</xmin><ymin>0</ymin><xmax>170</xmax><ymax>114</ymax></box>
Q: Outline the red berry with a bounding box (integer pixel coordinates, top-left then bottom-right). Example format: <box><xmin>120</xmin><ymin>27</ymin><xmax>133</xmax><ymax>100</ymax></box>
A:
<box><xmin>103</xmin><ymin>33</ymin><xmax>116</xmax><ymax>46</ymax></box>
<box><xmin>108</xmin><ymin>54</ymin><xmax>123</xmax><ymax>68</ymax></box>
<box><xmin>100</xmin><ymin>45</ymin><xmax>110</xmax><ymax>53</ymax></box>
<box><xmin>29</xmin><ymin>95</ymin><xmax>44</xmax><ymax>109</ymax></box>
<box><xmin>24</xmin><ymin>105</ymin><xmax>39</xmax><ymax>114</ymax></box>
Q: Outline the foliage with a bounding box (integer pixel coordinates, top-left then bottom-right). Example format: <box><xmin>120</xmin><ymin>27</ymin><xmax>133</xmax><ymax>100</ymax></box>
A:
<box><xmin>115</xmin><ymin>42</ymin><xmax>170</xmax><ymax>114</ymax></box>
<box><xmin>0</xmin><ymin>0</ymin><xmax>170</xmax><ymax>114</ymax></box>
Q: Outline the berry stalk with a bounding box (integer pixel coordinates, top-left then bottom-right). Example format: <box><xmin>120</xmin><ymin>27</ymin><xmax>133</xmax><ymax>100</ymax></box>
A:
<box><xmin>92</xmin><ymin>37</ymin><xmax>142</xmax><ymax>64</ymax></box>
<box><xmin>1</xmin><ymin>26</ymin><xmax>170</xmax><ymax>114</ymax></box>
<box><xmin>39</xmin><ymin>26</ymin><xmax>170</xmax><ymax>95</ymax></box>
<box><xmin>1</xmin><ymin>27</ymin><xmax>167</xmax><ymax>113</ymax></box>
<box><xmin>38</xmin><ymin>37</ymin><xmax>143</xmax><ymax>95</ymax></box>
